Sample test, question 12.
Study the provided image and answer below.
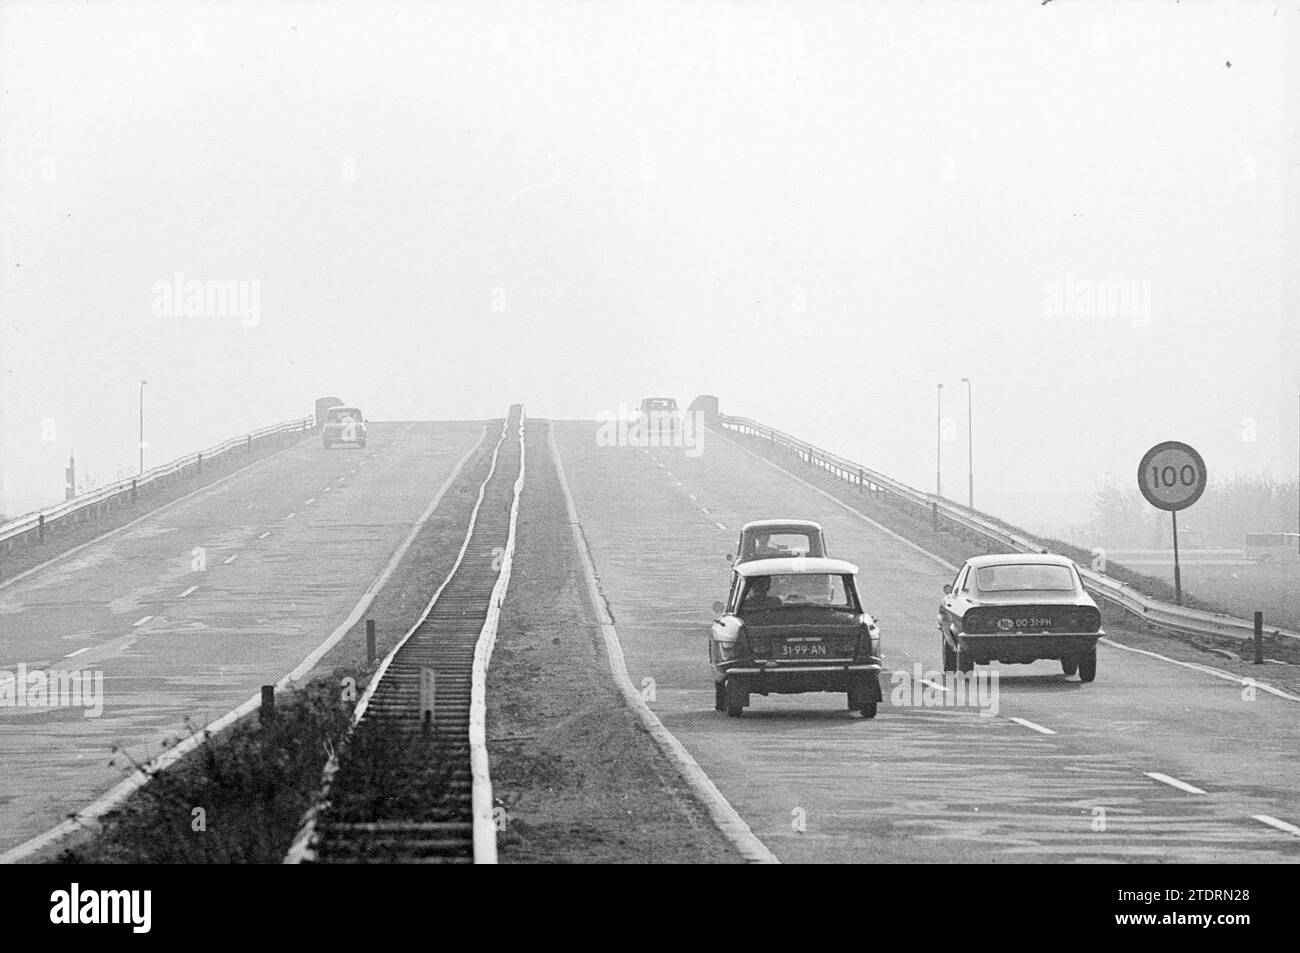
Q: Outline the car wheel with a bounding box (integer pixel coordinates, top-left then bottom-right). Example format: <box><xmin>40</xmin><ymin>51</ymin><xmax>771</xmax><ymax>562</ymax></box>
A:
<box><xmin>859</xmin><ymin>701</ymin><xmax>878</xmax><ymax>719</ymax></box>
<box><xmin>322</xmin><ymin>439</ymin><xmax>332</xmax><ymax>449</ymax></box>
<box><xmin>358</xmin><ymin>440</ymin><xmax>367</xmax><ymax>449</ymax></box>
<box><xmin>1078</xmin><ymin>647</ymin><xmax>1097</xmax><ymax>683</ymax></box>
<box><xmin>1061</xmin><ymin>656</ymin><xmax>1079</xmax><ymax>677</ymax></box>
<box><xmin>714</xmin><ymin>681</ymin><xmax>727</xmax><ymax>712</ymax></box>
<box><xmin>941</xmin><ymin>633</ymin><xmax>956</xmax><ymax>673</ymax></box>
<box><xmin>725</xmin><ymin>679</ymin><xmax>747</xmax><ymax>717</ymax></box>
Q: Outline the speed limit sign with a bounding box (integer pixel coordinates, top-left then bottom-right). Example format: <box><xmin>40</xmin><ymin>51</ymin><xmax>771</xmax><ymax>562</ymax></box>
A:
<box><xmin>1137</xmin><ymin>441</ymin><xmax>1207</xmax><ymax>511</ymax></box>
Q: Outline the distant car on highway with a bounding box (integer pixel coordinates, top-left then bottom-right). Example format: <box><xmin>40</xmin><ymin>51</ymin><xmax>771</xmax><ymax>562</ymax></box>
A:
<box><xmin>939</xmin><ymin>553</ymin><xmax>1103</xmax><ymax>681</ymax></box>
<box><xmin>730</xmin><ymin>519</ymin><xmax>827</xmax><ymax>565</ymax></box>
<box><xmin>709</xmin><ymin>556</ymin><xmax>882</xmax><ymax>717</ymax></box>
<box><xmin>636</xmin><ymin>397</ymin><xmax>681</xmax><ymax>436</ymax></box>
<box><xmin>321</xmin><ymin>406</ymin><xmax>367</xmax><ymax>449</ymax></box>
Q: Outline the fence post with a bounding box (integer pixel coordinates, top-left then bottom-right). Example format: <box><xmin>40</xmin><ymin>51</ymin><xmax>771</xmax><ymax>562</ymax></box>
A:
<box><xmin>131</xmin><ymin>478</ymin><xmax>137</xmax><ymax>503</ymax></box>
<box><xmin>931</xmin><ymin>501</ymin><xmax>939</xmax><ymax>532</ymax></box>
<box><xmin>858</xmin><ymin>468</ymin><xmax>865</xmax><ymax>493</ymax></box>
<box><xmin>1254</xmin><ymin>611</ymin><xmax>1264</xmax><ymax>664</ymax></box>
<box><xmin>260</xmin><ymin>685</ymin><xmax>275</xmax><ymax>723</ymax></box>
<box><xmin>197</xmin><ymin>452</ymin><xmax>203</xmax><ymax>474</ymax></box>
<box><xmin>38</xmin><ymin>514</ymin><xmax>45</xmax><ymax>545</ymax></box>
<box><xmin>247</xmin><ymin>435</ymin><xmax>253</xmax><ymax>453</ymax></box>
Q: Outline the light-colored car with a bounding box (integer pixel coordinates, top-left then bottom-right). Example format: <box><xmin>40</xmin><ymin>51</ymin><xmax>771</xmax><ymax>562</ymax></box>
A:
<box><xmin>321</xmin><ymin>406</ymin><xmax>367</xmax><ymax>449</ymax></box>
<box><xmin>938</xmin><ymin>553</ymin><xmax>1103</xmax><ymax>681</ymax></box>
<box><xmin>709</xmin><ymin>556</ymin><xmax>882</xmax><ymax>717</ymax></box>
<box><xmin>730</xmin><ymin>519</ymin><xmax>827</xmax><ymax>565</ymax></box>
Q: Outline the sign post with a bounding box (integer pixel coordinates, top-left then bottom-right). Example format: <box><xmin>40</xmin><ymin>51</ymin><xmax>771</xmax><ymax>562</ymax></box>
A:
<box><xmin>1137</xmin><ymin>441</ymin><xmax>1207</xmax><ymax>606</ymax></box>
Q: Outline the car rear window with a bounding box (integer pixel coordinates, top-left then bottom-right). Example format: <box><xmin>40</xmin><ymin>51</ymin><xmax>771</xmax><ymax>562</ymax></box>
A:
<box><xmin>743</xmin><ymin>532</ymin><xmax>817</xmax><ymax>558</ymax></box>
<box><xmin>328</xmin><ymin>408</ymin><xmax>362</xmax><ymax>421</ymax></box>
<box><xmin>975</xmin><ymin>564</ymin><xmax>1075</xmax><ymax>592</ymax></box>
<box><xmin>743</xmin><ymin>573</ymin><xmax>855</xmax><ymax>609</ymax></box>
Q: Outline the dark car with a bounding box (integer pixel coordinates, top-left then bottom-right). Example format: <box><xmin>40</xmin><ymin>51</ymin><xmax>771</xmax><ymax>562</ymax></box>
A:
<box><xmin>709</xmin><ymin>557</ymin><xmax>882</xmax><ymax>717</ymax></box>
<box><xmin>938</xmin><ymin>553</ymin><xmax>1103</xmax><ymax>681</ymax></box>
<box><xmin>636</xmin><ymin>397</ymin><xmax>681</xmax><ymax>437</ymax></box>
<box><xmin>321</xmin><ymin>406</ymin><xmax>367</xmax><ymax>449</ymax></box>
<box><xmin>730</xmin><ymin>519</ymin><xmax>827</xmax><ymax>565</ymax></box>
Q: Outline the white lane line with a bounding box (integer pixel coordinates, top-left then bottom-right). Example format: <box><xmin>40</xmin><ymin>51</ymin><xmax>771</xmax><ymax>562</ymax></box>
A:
<box><xmin>257</xmin><ymin>532</ymin><xmax>271</xmax><ymax>540</ymax></box>
<box><xmin>700</xmin><ymin>507</ymin><xmax>711</xmax><ymax>516</ymax></box>
<box><xmin>223</xmin><ymin>554</ymin><xmax>238</xmax><ymax>565</ymax></box>
<box><xmin>1010</xmin><ymin>716</ymin><xmax>1056</xmax><ymax>735</ymax></box>
<box><xmin>714</xmin><ymin>522</ymin><xmax>727</xmax><ymax>531</ymax></box>
<box><xmin>712</xmin><ymin>426</ymin><xmax>957</xmax><ymax>572</ymax></box>
<box><xmin>322</xmin><ymin>487</ymin><xmax>332</xmax><ymax>492</ymax></box>
<box><xmin>0</xmin><ymin>434</ymin><xmax>309</xmax><ymax>595</ymax></box>
<box><xmin>717</xmin><ymin>425</ymin><xmax>1300</xmax><ymax>702</ymax></box>
<box><xmin>64</xmin><ymin>647</ymin><xmax>94</xmax><ymax>659</ymax></box>
<box><xmin>1145</xmin><ymin>772</ymin><xmax>1207</xmax><ymax>795</ymax></box>
<box><xmin>674</xmin><ymin>480</ymin><xmax>683</xmax><ymax>487</ymax></box>
<box><xmin>286</xmin><ymin>512</ymin><xmax>296</xmax><ymax>520</ymax></box>
<box><xmin>0</xmin><ymin>425</ymin><xmax>490</xmax><ymax>867</ymax></box>
<box><xmin>304</xmin><ymin>497</ymin><xmax>317</xmax><ymax>505</ymax></box>
<box><xmin>131</xmin><ymin>615</ymin><xmax>153</xmax><ymax>627</ymax></box>
<box><xmin>178</xmin><ymin>585</ymin><xmax>198</xmax><ymax>598</ymax></box>
<box><xmin>548</xmin><ymin>423</ymin><xmax>779</xmax><ymax>865</ymax></box>
<box><xmin>1253</xmin><ymin>815</ymin><xmax>1300</xmax><ymax>837</ymax></box>
<box><xmin>1101</xmin><ymin>638</ymin><xmax>1300</xmax><ymax>703</ymax></box>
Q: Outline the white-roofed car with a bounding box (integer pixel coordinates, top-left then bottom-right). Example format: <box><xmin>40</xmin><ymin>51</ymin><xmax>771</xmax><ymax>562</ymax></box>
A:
<box><xmin>939</xmin><ymin>553</ymin><xmax>1104</xmax><ymax>681</ymax></box>
<box><xmin>730</xmin><ymin>519</ymin><xmax>827</xmax><ymax>565</ymax></box>
<box><xmin>709</xmin><ymin>556</ymin><xmax>882</xmax><ymax>718</ymax></box>
<box><xmin>321</xmin><ymin>406</ymin><xmax>367</xmax><ymax>449</ymax></box>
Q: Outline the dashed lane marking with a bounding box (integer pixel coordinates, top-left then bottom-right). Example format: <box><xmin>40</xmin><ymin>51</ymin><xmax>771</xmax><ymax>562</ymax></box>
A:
<box><xmin>1010</xmin><ymin>716</ymin><xmax>1056</xmax><ymax>735</ymax></box>
<box><xmin>1253</xmin><ymin>815</ymin><xmax>1300</xmax><ymax>837</ymax></box>
<box><xmin>1145</xmin><ymin>772</ymin><xmax>1207</xmax><ymax>795</ymax></box>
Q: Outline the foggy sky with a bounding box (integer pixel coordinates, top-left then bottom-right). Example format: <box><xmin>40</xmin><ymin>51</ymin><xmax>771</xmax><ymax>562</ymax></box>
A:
<box><xmin>2</xmin><ymin>0</ymin><xmax>1297</xmax><ymax>533</ymax></box>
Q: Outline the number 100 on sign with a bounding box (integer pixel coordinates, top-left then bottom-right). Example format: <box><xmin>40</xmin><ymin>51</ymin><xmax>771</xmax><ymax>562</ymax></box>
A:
<box><xmin>1137</xmin><ymin>441</ymin><xmax>1207</xmax><ymax>512</ymax></box>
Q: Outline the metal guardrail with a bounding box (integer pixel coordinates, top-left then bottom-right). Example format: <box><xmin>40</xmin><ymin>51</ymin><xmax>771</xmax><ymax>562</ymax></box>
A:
<box><xmin>0</xmin><ymin>416</ymin><xmax>314</xmax><ymax>549</ymax></box>
<box><xmin>719</xmin><ymin>414</ymin><xmax>1300</xmax><ymax>645</ymax></box>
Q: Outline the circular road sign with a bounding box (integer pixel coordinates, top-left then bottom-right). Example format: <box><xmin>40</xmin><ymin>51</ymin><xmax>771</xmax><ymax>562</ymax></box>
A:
<box><xmin>1137</xmin><ymin>441</ymin><xmax>1207</xmax><ymax>512</ymax></box>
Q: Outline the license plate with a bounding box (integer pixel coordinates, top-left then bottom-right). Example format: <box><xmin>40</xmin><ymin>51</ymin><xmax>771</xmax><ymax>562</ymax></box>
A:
<box><xmin>780</xmin><ymin>641</ymin><xmax>827</xmax><ymax>658</ymax></box>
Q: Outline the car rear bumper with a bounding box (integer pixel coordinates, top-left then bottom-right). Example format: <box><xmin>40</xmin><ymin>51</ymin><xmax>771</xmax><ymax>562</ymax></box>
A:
<box><xmin>716</xmin><ymin>661</ymin><xmax>882</xmax><ymax>696</ymax></box>
<box><xmin>955</xmin><ymin>632</ymin><xmax>1102</xmax><ymax>662</ymax></box>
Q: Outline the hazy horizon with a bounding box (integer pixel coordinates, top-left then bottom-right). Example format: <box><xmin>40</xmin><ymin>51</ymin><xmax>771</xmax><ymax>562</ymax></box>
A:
<box><xmin>3</xmin><ymin>0</ymin><xmax>1297</xmax><ymax>538</ymax></box>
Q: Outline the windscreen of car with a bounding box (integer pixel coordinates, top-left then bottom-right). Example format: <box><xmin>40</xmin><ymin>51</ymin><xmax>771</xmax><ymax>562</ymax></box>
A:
<box><xmin>643</xmin><ymin>399</ymin><xmax>675</xmax><ymax>410</ymax></box>
<box><xmin>742</xmin><ymin>573</ymin><xmax>855</xmax><ymax>609</ymax></box>
<box><xmin>328</xmin><ymin>408</ymin><xmax>361</xmax><ymax>422</ymax></box>
<box><xmin>744</xmin><ymin>532</ymin><xmax>815</xmax><ymax>558</ymax></box>
<box><xmin>975</xmin><ymin>564</ymin><xmax>1076</xmax><ymax>592</ymax></box>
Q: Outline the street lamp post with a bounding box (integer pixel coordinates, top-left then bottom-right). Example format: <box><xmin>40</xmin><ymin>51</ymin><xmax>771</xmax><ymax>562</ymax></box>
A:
<box><xmin>936</xmin><ymin>383</ymin><xmax>943</xmax><ymax>498</ymax></box>
<box><xmin>962</xmin><ymin>377</ymin><xmax>973</xmax><ymax>509</ymax></box>
<box><xmin>139</xmin><ymin>380</ymin><xmax>148</xmax><ymax>474</ymax></box>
